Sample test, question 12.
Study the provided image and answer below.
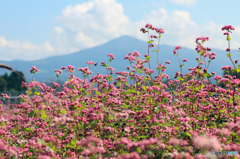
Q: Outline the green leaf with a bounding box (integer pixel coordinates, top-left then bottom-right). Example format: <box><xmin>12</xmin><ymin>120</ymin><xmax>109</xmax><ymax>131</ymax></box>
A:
<box><xmin>196</xmin><ymin>68</ymin><xmax>202</xmax><ymax>72</ymax></box>
<box><xmin>178</xmin><ymin>77</ymin><xmax>184</xmax><ymax>81</ymax></box>
<box><xmin>199</xmin><ymin>50</ymin><xmax>205</xmax><ymax>56</ymax></box>
<box><xmin>204</xmin><ymin>72</ymin><xmax>211</xmax><ymax>78</ymax></box>
<box><xmin>95</xmin><ymin>91</ymin><xmax>101</xmax><ymax>95</ymax></box>
<box><xmin>101</xmin><ymin>64</ymin><xmax>109</xmax><ymax>67</ymax></box>
<box><xmin>28</xmin><ymin>111</ymin><xmax>35</xmax><ymax>117</ymax></box>
<box><xmin>227</xmin><ymin>35</ymin><xmax>231</xmax><ymax>41</ymax></box>
<box><xmin>106</xmin><ymin>76</ymin><xmax>113</xmax><ymax>81</ymax></box>
<box><xmin>34</xmin><ymin>92</ymin><xmax>40</xmax><ymax>96</ymax></box>
<box><xmin>227</xmin><ymin>53</ymin><xmax>232</xmax><ymax>58</ymax></box>
<box><xmin>152</xmin><ymin>50</ymin><xmax>160</xmax><ymax>53</ymax></box>
<box><xmin>137</xmin><ymin>70</ymin><xmax>142</xmax><ymax>74</ymax></box>
<box><xmin>147</xmin><ymin>40</ymin><xmax>154</xmax><ymax>44</ymax></box>
<box><xmin>158</xmin><ymin>35</ymin><xmax>162</xmax><ymax>38</ymax></box>
<box><xmin>101</xmin><ymin>97</ymin><xmax>108</xmax><ymax>102</ymax></box>
<box><xmin>136</xmin><ymin>147</ymin><xmax>142</xmax><ymax>153</ymax></box>
<box><xmin>174</xmin><ymin>127</ymin><xmax>179</xmax><ymax>130</ymax></box>
<box><xmin>122</xmin><ymin>105</ymin><xmax>129</xmax><ymax>109</ymax></box>
<box><xmin>146</xmin><ymin>56</ymin><xmax>151</xmax><ymax>62</ymax></box>
<box><xmin>179</xmin><ymin>65</ymin><xmax>186</xmax><ymax>68</ymax></box>
<box><xmin>60</xmin><ymin>109</ymin><xmax>67</xmax><ymax>114</ymax></box>
<box><xmin>146</xmin><ymin>150</ymin><xmax>153</xmax><ymax>156</ymax></box>
<box><xmin>66</xmin><ymin>139</ymin><xmax>77</xmax><ymax>148</ymax></box>
<box><xmin>41</xmin><ymin>110</ymin><xmax>48</xmax><ymax>120</ymax></box>
<box><xmin>219</xmin><ymin>109</ymin><xmax>226</xmax><ymax>113</ymax></box>
<box><xmin>185</xmin><ymin>132</ymin><xmax>192</xmax><ymax>138</ymax></box>
<box><xmin>232</xmin><ymin>68</ymin><xmax>240</xmax><ymax>73</ymax></box>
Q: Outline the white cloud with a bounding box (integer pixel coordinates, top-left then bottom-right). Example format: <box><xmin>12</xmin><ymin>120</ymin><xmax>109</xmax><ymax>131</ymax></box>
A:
<box><xmin>0</xmin><ymin>36</ymin><xmax>8</xmax><ymax>46</ymax></box>
<box><xmin>2</xmin><ymin>0</ymin><xmax>240</xmax><ymax>61</ymax></box>
<box><xmin>0</xmin><ymin>37</ymin><xmax>55</xmax><ymax>61</ymax></box>
<box><xmin>169</xmin><ymin>0</ymin><xmax>198</xmax><ymax>6</ymax></box>
<box><xmin>42</xmin><ymin>41</ymin><xmax>54</xmax><ymax>52</ymax></box>
<box><xmin>54</xmin><ymin>26</ymin><xmax>63</xmax><ymax>34</ymax></box>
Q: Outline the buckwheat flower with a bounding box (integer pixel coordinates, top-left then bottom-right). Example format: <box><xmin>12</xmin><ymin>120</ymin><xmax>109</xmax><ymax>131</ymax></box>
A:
<box><xmin>1</xmin><ymin>93</ymin><xmax>10</xmax><ymax>99</ymax></box>
<box><xmin>221</xmin><ymin>128</ymin><xmax>231</xmax><ymax>137</ymax></box>
<box><xmin>145</xmin><ymin>23</ymin><xmax>150</xmax><ymax>28</ymax></box>
<box><xmin>126</xmin><ymin>66</ymin><xmax>132</xmax><ymax>70</ymax></box>
<box><xmin>107</xmin><ymin>67</ymin><xmax>115</xmax><ymax>72</ymax></box>
<box><xmin>150</xmin><ymin>35</ymin><xmax>158</xmax><ymax>39</ymax></box>
<box><xmin>156</xmin><ymin>28</ymin><xmax>164</xmax><ymax>34</ymax></box>
<box><xmin>224</xmin><ymin>32</ymin><xmax>229</xmax><ymax>35</ymax></box>
<box><xmin>30</xmin><ymin>66</ymin><xmax>39</xmax><ymax>73</ymax></box>
<box><xmin>207</xmin><ymin>47</ymin><xmax>212</xmax><ymax>51</ymax></box>
<box><xmin>51</xmin><ymin>82</ymin><xmax>60</xmax><ymax>89</ymax></box>
<box><xmin>221</xmin><ymin>25</ymin><xmax>235</xmax><ymax>31</ymax></box>
<box><xmin>67</xmin><ymin>65</ymin><xmax>75</xmax><ymax>73</ymax></box>
<box><xmin>231</xmin><ymin>79</ymin><xmax>240</xmax><ymax>86</ymax></box>
<box><xmin>38</xmin><ymin>155</ymin><xmax>52</xmax><ymax>159</ymax></box>
<box><xmin>221</xmin><ymin>66</ymin><xmax>227</xmax><ymax>70</ymax></box>
<box><xmin>151</xmin><ymin>26</ymin><xmax>156</xmax><ymax>30</ymax></box>
<box><xmin>140</xmin><ymin>28</ymin><xmax>146</xmax><ymax>33</ymax></box>
<box><xmin>182</xmin><ymin>59</ymin><xmax>188</xmax><ymax>62</ymax></box>
<box><xmin>0</xmin><ymin>139</ymin><xmax>8</xmax><ymax>151</ymax></box>
<box><xmin>133</xmin><ymin>51</ymin><xmax>140</xmax><ymax>57</ymax></box>
<box><xmin>169</xmin><ymin>138</ymin><xmax>180</xmax><ymax>146</ymax></box>
<box><xmin>196</xmin><ymin>57</ymin><xmax>199</xmax><ymax>60</ymax></box>
<box><xmin>193</xmin><ymin>136</ymin><xmax>221</xmax><ymax>151</ymax></box>
<box><xmin>235</xmin><ymin>59</ymin><xmax>239</xmax><ymax>64</ymax></box>
<box><xmin>173</xmin><ymin>50</ymin><xmax>177</xmax><ymax>54</ymax></box>
<box><xmin>175</xmin><ymin>46</ymin><xmax>182</xmax><ymax>50</ymax></box>
<box><xmin>226</xmin><ymin>48</ymin><xmax>231</xmax><ymax>51</ymax></box>
<box><xmin>107</xmin><ymin>54</ymin><xmax>115</xmax><ymax>60</ymax></box>
<box><xmin>165</xmin><ymin>60</ymin><xmax>171</xmax><ymax>64</ymax></box>
<box><xmin>226</xmin><ymin>66</ymin><xmax>232</xmax><ymax>70</ymax></box>
<box><xmin>61</xmin><ymin>66</ymin><xmax>66</xmax><ymax>70</ymax></box>
<box><xmin>149</xmin><ymin>43</ymin><xmax>155</xmax><ymax>48</ymax></box>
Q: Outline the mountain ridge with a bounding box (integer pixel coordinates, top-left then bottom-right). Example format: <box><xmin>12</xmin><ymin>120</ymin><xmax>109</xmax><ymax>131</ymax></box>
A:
<box><xmin>0</xmin><ymin>35</ymin><xmax>237</xmax><ymax>84</ymax></box>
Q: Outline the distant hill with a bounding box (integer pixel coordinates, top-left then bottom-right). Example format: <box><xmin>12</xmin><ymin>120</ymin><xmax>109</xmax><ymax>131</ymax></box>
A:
<box><xmin>0</xmin><ymin>35</ymin><xmax>237</xmax><ymax>85</ymax></box>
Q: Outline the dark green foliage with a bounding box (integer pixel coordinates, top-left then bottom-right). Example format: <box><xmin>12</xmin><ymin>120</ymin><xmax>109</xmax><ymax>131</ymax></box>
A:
<box><xmin>0</xmin><ymin>71</ymin><xmax>27</xmax><ymax>91</ymax></box>
<box><xmin>0</xmin><ymin>76</ymin><xmax>7</xmax><ymax>91</ymax></box>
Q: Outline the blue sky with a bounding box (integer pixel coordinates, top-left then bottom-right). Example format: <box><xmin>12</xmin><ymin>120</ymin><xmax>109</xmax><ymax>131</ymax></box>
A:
<box><xmin>0</xmin><ymin>0</ymin><xmax>240</xmax><ymax>61</ymax></box>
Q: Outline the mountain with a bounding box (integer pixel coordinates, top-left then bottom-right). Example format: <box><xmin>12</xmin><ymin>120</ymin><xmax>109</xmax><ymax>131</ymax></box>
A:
<box><xmin>0</xmin><ymin>35</ymin><xmax>238</xmax><ymax>85</ymax></box>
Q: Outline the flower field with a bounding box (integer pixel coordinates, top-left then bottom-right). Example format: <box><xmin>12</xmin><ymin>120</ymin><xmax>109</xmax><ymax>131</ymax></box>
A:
<box><xmin>0</xmin><ymin>24</ymin><xmax>240</xmax><ymax>158</ymax></box>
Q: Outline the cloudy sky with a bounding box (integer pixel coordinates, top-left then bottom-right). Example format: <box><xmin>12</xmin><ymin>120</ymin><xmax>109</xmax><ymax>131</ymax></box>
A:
<box><xmin>0</xmin><ymin>0</ymin><xmax>240</xmax><ymax>61</ymax></box>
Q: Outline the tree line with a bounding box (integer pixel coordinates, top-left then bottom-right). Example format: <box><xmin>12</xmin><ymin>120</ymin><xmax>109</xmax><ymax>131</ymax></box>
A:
<box><xmin>0</xmin><ymin>69</ymin><xmax>239</xmax><ymax>94</ymax></box>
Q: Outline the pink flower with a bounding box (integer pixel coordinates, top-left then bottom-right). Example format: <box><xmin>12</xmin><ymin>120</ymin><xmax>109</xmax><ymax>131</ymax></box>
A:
<box><xmin>126</xmin><ymin>66</ymin><xmax>132</xmax><ymax>70</ymax></box>
<box><xmin>145</xmin><ymin>23</ymin><xmax>150</xmax><ymax>28</ymax></box>
<box><xmin>173</xmin><ymin>50</ymin><xmax>177</xmax><ymax>54</ymax></box>
<box><xmin>67</xmin><ymin>65</ymin><xmax>75</xmax><ymax>73</ymax></box>
<box><xmin>175</xmin><ymin>46</ymin><xmax>182</xmax><ymax>50</ymax></box>
<box><xmin>182</xmin><ymin>59</ymin><xmax>188</xmax><ymax>62</ymax></box>
<box><xmin>193</xmin><ymin>136</ymin><xmax>221</xmax><ymax>151</ymax></box>
<box><xmin>38</xmin><ymin>155</ymin><xmax>52</xmax><ymax>159</ymax></box>
<box><xmin>221</xmin><ymin>25</ymin><xmax>235</xmax><ymax>31</ymax></box>
<box><xmin>61</xmin><ymin>66</ymin><xmax>66</xmax><ymax>70</ymax></box>
<box><xmin>30</xmin><ymin>66</ymin><xmax>39</xmax><ymax>73</ymax></box>
<box><xmin>165</xmin><ymin>60</ymin><xmax>171</xmax><ymax>64</ymax></box>
<box><xmin>169</xmin><ymin>138</ymin><xmax>180</xmax><ymax>146</ymax></box>
<box><xmin>149</xmin><ymin>43</ymin><xmax>155</xmax><ymax>48</ymax></box>
<box><xmin>107</xmin><ymin>54</ymin><xmax>115</xmax><ymax>60</ymax></box>
<box><xmin>156</xmin><ymin>28</ymin><xmax>164</xmax><ymax>34</ymax></box>
<box><xmin>224</xmin><ymin>32</ymin><xmax>229</xmax><ymax>35</ymax></box>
